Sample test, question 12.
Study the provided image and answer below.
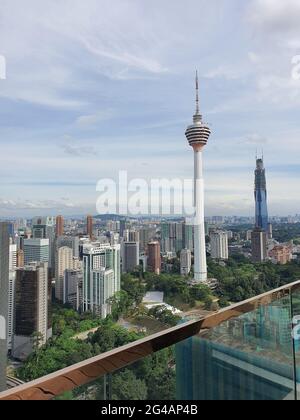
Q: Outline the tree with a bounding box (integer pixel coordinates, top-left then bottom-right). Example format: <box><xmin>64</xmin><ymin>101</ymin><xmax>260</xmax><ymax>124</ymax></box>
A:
<box><xmin>111</xmin><ymin>370</ymin><xmax>147</xmax><ymax>400</ymax></box>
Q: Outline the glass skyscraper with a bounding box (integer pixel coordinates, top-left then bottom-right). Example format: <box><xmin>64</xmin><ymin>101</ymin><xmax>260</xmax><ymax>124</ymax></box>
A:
<box><xmin>255</xmin><ymin>158</ymin><xmax>269</xmax><ymax>231</ymax></box>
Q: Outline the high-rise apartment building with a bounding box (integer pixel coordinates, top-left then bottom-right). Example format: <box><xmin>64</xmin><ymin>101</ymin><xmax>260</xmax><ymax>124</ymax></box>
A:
<box><xmin>82</xmin><ymin>243</ymin><xmax>120</xmax><ymax>317</ymax></box>
<box><xmin>185</xmin><ymin>73</ymin><xmax>211</xmax><ymax>282</ymax></box>
<box><xmin>251</xmin><ymin>228</ymin><xmax>267</xmax><ymax>263</ymax></box>
<box><xmin>23</xmin><ymin>238</ymin><xmax>49</xmax><ymax>265</ymax></box>
<box><xmin>122</xmin><ymin>242</ymin><xmax>139</xmax><ymax>273</ymax></box>
<box><xmin>139</xmin><ymin>227</ymin><xmax>156</xmax><ymax>252</ymax></box>
<box><xmin>210</xmin><ymin>231</ymin><xmax>229</xmax><ymax>260</ymax></box>
<box><xmin>269</xmin><ymin>245</ymin><xmax>292</xmax><ymax>265</ymax></box>
<box><xmin>55</xmin><ymin>247</ymin><xmax>73</xmax><ymax>302</ymax></box>
<box><xmin>0</xmin><ymin>223</ymin><xmax>9</xmax><ymax>391</ymax></box>
<box><xmin>63</xmin><ymin>269</ymin><xmax>83</xmax><ymax>311</ymax></box>
<box><xmin>160</xmin><ymin>223</ymin><xmax>184</xmax><ymax>253</ymax></box>
<box><xmin>56</xmin><ymin>236</ymin><xmax>79</xmax><ymax>259</ymax></box>
<box><xmin>13</xmin><ymin>263</ymin><xmax>52</xmax><ymax>360</ymax></box>
<box><xmin>180</xmin><ymin>249</ymin><xmax>192</xmax><ymax>277</ymax></box>
<box><xmin>255</xmin><ymin>158</ymin><xmax>269</xmax><ymax>232</ymax></box>
<box><xmin>9</xmin><ymin>243</ymin><xmax>17</xmax><ymax>272</ymax></box>
<box><xmin>147</xmin><ymin>242</ymin><xmax>161</xmax><ymax>275</ymax></box>
<box><xmin>56</xmin><ymin>215</ymin><xmax>64</xmax><ymax>237</ymax></box>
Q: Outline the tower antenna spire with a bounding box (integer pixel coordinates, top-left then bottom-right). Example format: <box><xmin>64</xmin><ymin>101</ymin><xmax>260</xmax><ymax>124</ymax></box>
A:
<box><xmin>195</xmin><ymin>70</ymin><xmax>200</xmax><ymax>115</ymax></box>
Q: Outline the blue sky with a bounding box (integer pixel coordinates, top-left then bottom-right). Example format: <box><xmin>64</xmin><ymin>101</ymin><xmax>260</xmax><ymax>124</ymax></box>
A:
<box><xmin>0</xmin><ymin>0</ymin><xmax>300</xmax><ymax>217</ymax></box>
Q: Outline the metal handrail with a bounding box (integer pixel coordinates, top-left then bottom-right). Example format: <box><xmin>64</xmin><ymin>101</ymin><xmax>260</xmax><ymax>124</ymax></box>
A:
<box><xmin>1</xmin><ymin>280</ymin><xmax>300</xmax><ymax>401</ymax></box>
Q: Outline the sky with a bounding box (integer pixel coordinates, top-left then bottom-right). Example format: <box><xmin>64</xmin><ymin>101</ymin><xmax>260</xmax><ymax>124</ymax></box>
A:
<box><xmin>0</xmin><ymin>0</ymin><xmax>300</xmax><ymax>218</ymax></box>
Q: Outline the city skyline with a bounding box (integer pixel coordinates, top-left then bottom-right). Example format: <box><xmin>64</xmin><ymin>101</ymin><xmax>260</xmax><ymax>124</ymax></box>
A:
<box><xmin>0</xmin><ymin>0</ymin><xmax>300</xmax><ymax>217</ymax></box>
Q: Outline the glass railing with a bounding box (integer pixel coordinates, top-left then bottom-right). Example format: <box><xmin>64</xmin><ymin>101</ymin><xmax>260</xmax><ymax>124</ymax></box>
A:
<box><xmin>1</xmin><ymin>281</ymin><xmax>300</xmax><ymax>401</ymax></box>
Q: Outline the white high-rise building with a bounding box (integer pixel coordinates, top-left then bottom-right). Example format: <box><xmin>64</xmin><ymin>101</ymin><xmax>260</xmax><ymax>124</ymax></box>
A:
<box><xmin>8</xmin><ymin>271</ymin><xmax>16</xmax><ymax>352</ymax></box>
<box><xmin>83</xmin><ymin>243</ymin><xmax>120</xmax><ymax>317</ymax></box>
<box><xmin>8</xmin><ymin>243</ymin><xmax>17</xmax><ymax>352</ymax></box>
<box><xmin>55</xmin><ymin>247</ymin><xmax>73</xmax><ymax>302</ymax></box>
<box><xmin>0</xmin><ymin>223</ymin><xmax>9</xmax><ymax>391</ymax></box>
<box><xmin>180</xmin><ymin>249</ymin><xmax>192</xmax><ymax>277</ymax></box>
<box><xmin>185</xmin><ymin>72</ymin><xmax>211</xmax><ymax>283</ymax></box>
<box><xmin>9</xmin><ymin>243</ymin><xmax>17</xmax><ymax>272</ymax></box>
<box><xmin>210</xmin><ymin>231</ymin><xmax>229</xmax><ymax>260</ymax></box>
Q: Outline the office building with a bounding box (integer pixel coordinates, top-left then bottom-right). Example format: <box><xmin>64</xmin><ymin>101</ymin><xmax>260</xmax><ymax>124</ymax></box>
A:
<box><xmin>210</xmin><ymin>231</ymin><xmax>229</xmax><ymax>260</ymax></box>
<box><xmin>255</xmin><ymin>158</ymin><xmax>269</xmax><ymax>232</ymax></box>
<box><xmin>32</xmin><ymin>217</ymin><xmax>55</xmax><ymax>270</ymax></box>
<box><xmin>180</xmin><ymin>249</ymin><xmax>192</xmax><ymax>277</ymax></box>
<box><xmin>147</xmin><ymin>242</ymin><xmax>161</xmax><ymax>275</ymax></box>
<box><xmin>23</xmin><ymin>238</ymin><xmax>49</xmax><ymax>265</ymax></box>
<box><xmin>56</xmin><ymin>215</ymin><xmax>64</xmax><ymax>237</ymax></box>
<box><xmin>0</xmin><ymin>223</ymin><xmax>9</xmax><ymax>391</ymax></box>
<box><xmin>55</xmin><ymin>247</ymin><xmax>73</xmax><ymax>302</ymax></box>
<box><xmin>82</xmin><ymin>243</ymin><xmax>120</xmax><ymax>317</ymax></box>
<box><xmin>13</xmin><ymin>263</ymin><xmax>52</xmax><ymax>360</ymax></box>
<box><xmin>87</xmin><ymin>215</ymin><xmax>94</xmax><ymax>240</ymax></box>
<box><xmin>251</xmin><ymin>228</ymin><xmax>267</xmax><ymax>263</ymax></box>
<box><xmin>122</xmin><ymin>242</ymin><xmax>139</xmax><ymax>273</ymax></box>
<box><xmin>185</xmin><ymin>72</ymin><xmax>211</xmax><ymax>282</ymax></box>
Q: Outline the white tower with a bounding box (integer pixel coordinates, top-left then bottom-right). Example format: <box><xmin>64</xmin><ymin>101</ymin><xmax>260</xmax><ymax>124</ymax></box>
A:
<box><xmin>185</xmin><ymin>72</ymin><xmax>211</xmax><ymax>283</ymax></box>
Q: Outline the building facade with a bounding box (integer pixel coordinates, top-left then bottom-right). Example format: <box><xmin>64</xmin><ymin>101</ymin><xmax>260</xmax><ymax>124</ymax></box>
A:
<box><xmin>210</xmin><ymin>231</ymin><xmax>229</xmax><ymax>260</ymax></box>
<box><xmin>13</xmin><ymin>263</ymin><xmax>52</xmax><ymax>361</ymax></box>
<box><xmin>55</xmin><ymin>246</ymin><xmax>73</xmax><ymax>302</ymax></box>
<box><xmin>180</xmin><ymin>249</ymin><xmax>192</xmax><ymax>277</ymax></box>
<box><xmin>147</xmin><ymin>241</ymin><xmax>161</xmax><ymax>275</ymax></box>
<box><xmin>122</xmin><ymin>242</ymin><xmax>139</xmax><ymax>273</ymax></box>
<box><xmin>255</xmin><ymin>158</ymin><xmax>269</xmax><ymax>232</ymax></box>
<box><xmin>0</xmin><ymin>223</ymin><xmax>9</xmax><ymax>391</ymax></box>
<box><xmin>82</xmin><ymin>243</ymin><xmax>121</xmax><ymax>317</ymax></box>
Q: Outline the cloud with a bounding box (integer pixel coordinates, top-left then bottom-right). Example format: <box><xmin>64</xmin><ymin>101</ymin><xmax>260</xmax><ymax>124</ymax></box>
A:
<box><xmin>249</xmin><ymin>0</ymin><xmax>300</xmax><ymax>34</ymax></box>
<box><xmin>244</xmin><ymin>133</ymin><xmax>269</xmax><ymax>145</ymax></box>
<box><xmin>76</xmin><ymin>110</ymin><xmax>114</xmax><ymax>127</ymax></box>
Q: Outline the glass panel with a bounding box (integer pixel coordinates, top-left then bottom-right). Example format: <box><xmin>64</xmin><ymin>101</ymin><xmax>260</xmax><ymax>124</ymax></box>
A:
<box><xmin>176</xmin><ymin>292</ymin><xmax>296</xmax><ymax>400</ymax></box>
<box><xmin>291</xmin><ymin>284</ymin><xmax>300</xmax><ymax>400</ymax></box>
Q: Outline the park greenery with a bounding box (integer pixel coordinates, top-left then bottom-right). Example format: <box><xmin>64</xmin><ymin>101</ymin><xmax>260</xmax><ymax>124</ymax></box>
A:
<box><xmin>17</xmin><ymin>308</ymin><xmax>176</xmax><ymax>400</ymax></box>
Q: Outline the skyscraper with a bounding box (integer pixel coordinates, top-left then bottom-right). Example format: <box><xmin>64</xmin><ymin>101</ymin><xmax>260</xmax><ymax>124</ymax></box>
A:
<box><xmin>55</xmin><ymin>247</ymin><xmax>73</xmax><ymax>302</ymax></box>
<box><xmin>185</xmin><ymin>72</ymin><xmax>211</xmax><ymax>283</ymax></box>
<box><xmin>255</xmin><ymin>157</ymin><xmax>269</xmax><ymax>231</ymax></box>
<box><xmin>63</xmin><ymin>269</ymin><xmax>83</xmax><ymax>311</ymax></box>
<box><xmin>0</xmin><ymin>223</ymin><xmax>9</xmax><ymax>392</ymax></box>
<box><xmin>122</xmin><ymin>242</ymin><xmax>139</xmax><ymax>273</ymax></box>
<box><xmin>82</xmin><ymin>243</ymin><xmax>120</xmax><ymax>317</ymax></box>
<box><xmin>251</xmin><ymin>228</ymin><xmax>267</xmax><ymax>263</ymax></box>
<box><xmin>23</xmin><ymin>238</ymin><xmax>49</xmax><ymax>265</ymax></box>
<box><xmin>180</xmin><ymin>249</ymin><xmax>192</xmax><ymax>277</ymax></box>
<box><xmin>87</xmin><ymin>215</ymin><xmax>94</xmax><ymax>240</ymax></box>
<box><xmin>13</xmin><ymin>263</ymin><xmax>52</xmax><ymax>360</ymax></box>
<box><xmin>147</xmin><ymin>241</ymin><xmax>161</xmax><ymax>275</ymax></box>
<box><xmin>210</xmin><ymin>231</ymin><xmax>229</xmax><ymax>261</ymax></box>
<box><xmin>56</xmin><ymin>215</ymin><xmax>64</xmax><ymax>237</ymax></box>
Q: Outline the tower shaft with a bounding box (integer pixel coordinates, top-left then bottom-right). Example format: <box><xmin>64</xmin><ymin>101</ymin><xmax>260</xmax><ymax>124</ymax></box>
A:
<box><xmin>194</xmin><ymin>149</ymin><xmax>207</xmax><ymax>282</ymax></box>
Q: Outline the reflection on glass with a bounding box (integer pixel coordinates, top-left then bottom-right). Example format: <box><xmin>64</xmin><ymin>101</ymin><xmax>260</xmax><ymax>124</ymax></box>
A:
<box><xmin>176</xmin><ymin>294</ymin><xmax>296</xmax><ymax>400</ymax></box>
